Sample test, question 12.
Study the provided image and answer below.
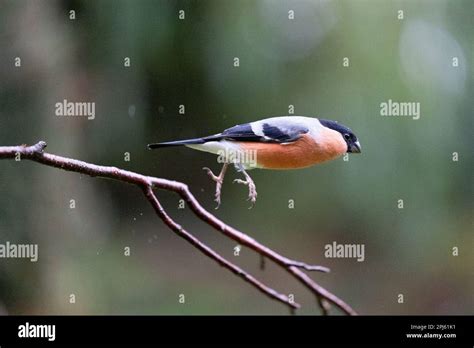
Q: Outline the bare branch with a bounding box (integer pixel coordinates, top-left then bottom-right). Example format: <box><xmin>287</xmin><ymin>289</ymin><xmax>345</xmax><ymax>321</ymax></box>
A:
<box><xmin>143</xmin><ymin>186</ymin><xmax>298</xmax><ymax>309</ymax></box>
<box><xmin>0</xmin><ymin>141</ymin><xmax>356</xmax><ymax>315</ymax></box>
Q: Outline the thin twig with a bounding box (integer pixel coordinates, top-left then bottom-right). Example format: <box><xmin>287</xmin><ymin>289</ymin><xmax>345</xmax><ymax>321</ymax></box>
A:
<box><xmin>143</xmin><ymin>186</ymin><xmax>298</xmax><ymax>309</ymax></box>
<box><xmin>0</xmin><ymin>141</ymin><xmax>356</xmax><ymax>315</ymax></box>
<box><xmin>260</xmin><ymin>255</ymin><xmax>266</xmax><ymax>271</ymax></box>
<box><xmin>317</xmin><ymin>296</ymin><xmax>331</xmax><ymax>316</ymax></box>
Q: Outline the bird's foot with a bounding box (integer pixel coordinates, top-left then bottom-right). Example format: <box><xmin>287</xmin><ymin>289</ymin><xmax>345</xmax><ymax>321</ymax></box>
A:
<box><xmin>233</xmin><ymin>170</ymin><xmax>257</xmax><ymax>208</ymax></box>
<box><xmin>203</xmin><ymin>163</ymin><xmax>228</xmax><ymax>209</ymax></box>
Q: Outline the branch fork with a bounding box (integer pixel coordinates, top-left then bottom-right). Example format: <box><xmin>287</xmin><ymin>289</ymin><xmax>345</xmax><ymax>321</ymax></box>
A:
<box><xmin>0</xmin><ymin>141</ymin><xmax>356</xmax><ymax>315</ymax></box>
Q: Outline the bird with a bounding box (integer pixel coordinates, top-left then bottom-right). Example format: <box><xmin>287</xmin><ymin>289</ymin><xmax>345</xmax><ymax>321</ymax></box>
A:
<box><xmin>148</xmin><ymin>116</ymin><xmax>361</xmax><ymax>208</ymax></box>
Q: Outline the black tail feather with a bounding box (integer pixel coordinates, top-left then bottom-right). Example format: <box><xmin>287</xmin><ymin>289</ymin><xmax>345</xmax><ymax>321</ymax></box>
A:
<box><xmin>147</xmin><ymin>135</ymin><xmax>222</xmax><ymax>149</ymax></box>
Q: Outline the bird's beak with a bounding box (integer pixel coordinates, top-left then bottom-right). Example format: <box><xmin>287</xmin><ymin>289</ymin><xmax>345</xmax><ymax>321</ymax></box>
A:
<box><xmin>349</xmin><ymin>141</ymin><xmax>361</xmax><ymax>153</ymax></box>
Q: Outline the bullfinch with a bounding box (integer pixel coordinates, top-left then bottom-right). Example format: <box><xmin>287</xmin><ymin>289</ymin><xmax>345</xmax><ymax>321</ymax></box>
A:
<box><xmin>148</xmin><ymin>116</ymin><xmax>361</xmax><ymax>208</ymax></box>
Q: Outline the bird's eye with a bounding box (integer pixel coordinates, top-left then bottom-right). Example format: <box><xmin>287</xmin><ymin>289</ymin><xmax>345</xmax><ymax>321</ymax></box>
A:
<box><xmin>343</xmin><ymin>133</ymin><xmax>350</xmax><ymax>140</ymax></box>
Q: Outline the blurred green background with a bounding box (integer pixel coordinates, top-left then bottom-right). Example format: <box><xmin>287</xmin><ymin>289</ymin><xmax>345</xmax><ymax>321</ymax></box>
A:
<box><xmin>0</xmin><ymin>0</ymin><xmax>472</xmax><ymax>315</ymax></box>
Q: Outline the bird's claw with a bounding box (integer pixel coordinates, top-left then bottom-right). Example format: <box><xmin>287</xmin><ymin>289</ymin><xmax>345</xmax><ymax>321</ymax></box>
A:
<box><xmin>233</xmin><ymin>177</ymin><xmax>257</xmax><ymax>208</ymax></box>
<box><xmin>203</xmin><ymin>165</ymin><xmax>227</xmax><ymax>209</ymax></box>
<box><xmin>203</xmin><ymin>167</ymin><xmax>220</xmax><ymax>183</ymax></box>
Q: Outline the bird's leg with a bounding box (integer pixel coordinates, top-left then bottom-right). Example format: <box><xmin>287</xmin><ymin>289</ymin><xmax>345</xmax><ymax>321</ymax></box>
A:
<box><xmin>233</xmin><ymin>166</ymin><xmax>257</xmax><ymax>208</ymax></box>
<box><xmin>203</xmin><ymin>163</ymin><xmax>229</xmax><ymax>209</ymax></box>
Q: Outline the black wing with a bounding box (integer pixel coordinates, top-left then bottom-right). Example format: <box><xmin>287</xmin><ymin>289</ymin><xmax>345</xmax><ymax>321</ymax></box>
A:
<box><xmin>219</xmin><ymin>122</ymin><xmax>308</xmax><ymax>143</ymax></box>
